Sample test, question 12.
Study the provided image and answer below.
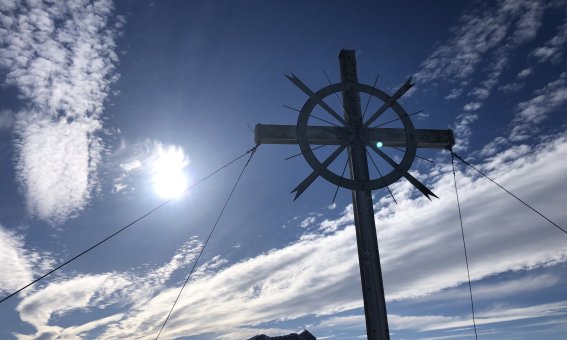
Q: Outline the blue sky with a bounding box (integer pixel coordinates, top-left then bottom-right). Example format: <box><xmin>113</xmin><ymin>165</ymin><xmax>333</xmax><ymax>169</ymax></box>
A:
<box><xmin>1</xmin><ymin>0</ymin><xmax>566</xmax><ymax>339</ymax></box>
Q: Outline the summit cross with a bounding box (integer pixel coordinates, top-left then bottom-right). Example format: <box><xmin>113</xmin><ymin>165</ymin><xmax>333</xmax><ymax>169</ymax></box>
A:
<box><xmin>255</xmin><ymin>50</ymin><xmax>455</xmax><ymax>340</ymax></box>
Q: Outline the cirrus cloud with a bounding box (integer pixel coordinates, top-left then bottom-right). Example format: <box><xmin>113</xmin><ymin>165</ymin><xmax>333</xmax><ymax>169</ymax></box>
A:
<box><xmin>0</xmin><ymin>0</ymin><xmax>123</xmax><ymax>224</ymax></box>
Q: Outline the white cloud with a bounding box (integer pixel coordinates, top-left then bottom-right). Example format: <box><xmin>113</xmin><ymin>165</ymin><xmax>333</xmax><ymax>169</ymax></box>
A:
<box><xmin>498</xmin><ymin>81</ymin><xmax>524</xmax><ymax>93</ymax></box>
<box><xmin>470</xmin><ymin>72</ymin><xmax>567</xmax><ymax>158</ymax></box>
<box><xmin>120</xmin><ymin>159</ymin><xmax>142</xmax><ymax>172</ymax></box>
<box><xmin>414</xmin><ymin>273</ymin><xmax>561</xmax><ymax>304</ymax></box>
<box><xmin>421</xmin><ymin>301</ymin><xmax>567</xmax><ymax>332</ymax></box>
<box><xmin>300</xmin><ymin>216</ymin><xmax>316</xmax><ymax>228</ymax></box>
<box><xmin>313</xmin><ymin>314</ymin><xmax>365</xmax><ymax>331</ymax></box>
<box><xmin>517</xmin><ymin>67</ymin><xmax>533</xmax><ymax>78</ymax></box>
<box><xmin>463</xmin><ymin>102</ymin><xmax>481</xmax><ymax>112</ymax></box>
<box><xmin>355</xmin><ymin>300</ymin><xmax>567</xmax><ymax>337</ymax></box>
<box><xmin>8</xmin><ymin>133</ymin><xmax>567</xmax><ymax>339</ymax></box>
<box><xmin>510</xmin><ymin>72</ymin><xmax>567</xmax><ymax>141</ymax></box>
<box><xmin>415</xmin><ymin>0</ymin><xmax>544</xmax><ymax>84</ymax></box>
<box><xmin>516</xmin><ymin>72</ymin><xmax>567</xmax><ymax>122</ymax></box>
<box><xmin>0</xmin><ymin>110</ymin><xmax>14</xmax><ymax>130</ymax></box>
<box><xmin>450</xmin><ymin>113</ymin><xmax>478</xmax><ymax>151</ymax></box>
<box><xmin>409</xmin><ymin>1</ymin><xmax>565</xmax><ymax>158</ymax></box>
<box><xmin>13</xmin><ymin>238</ymin><xmax>202</xmax><ymax>339</ymax></box>
<box><xmin>15</xmin><ymin>114</ymin><xmax>103</xmax><ymax>223</ymax></box>
<box><xmin>16</xmin><ymin>274</ymin><xmax>130</xmax><ymax>330</ymax></box>
<box><xmin>0</xmin><ymin>0</ymin><xmax>121</xmax><ymax>224</ymax></box>
<box><xmin>444</xmin><ymin>88</ymin><xmax>462</xmax><ymax>100</ymax></box>
<box><xmin>0</xmin><ymin>224</ymin><xmax>54</xmax><ymax>296</ymax></box>
<box><xmin>530</xmin><ymin>13</ymin><xmax>567</xmax><ymax>64</ymax></box>
<box><xmin>413</xmin><ymin>0</ymin><xmax>563</xmax><ymax>108</ymax></box>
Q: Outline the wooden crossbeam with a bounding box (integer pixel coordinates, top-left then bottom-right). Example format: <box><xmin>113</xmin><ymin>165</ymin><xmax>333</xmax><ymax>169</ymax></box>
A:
<box><xmin>255</xmin><ymin>124</ymin><xmax>455</xmax><ymax>149</ymax></box>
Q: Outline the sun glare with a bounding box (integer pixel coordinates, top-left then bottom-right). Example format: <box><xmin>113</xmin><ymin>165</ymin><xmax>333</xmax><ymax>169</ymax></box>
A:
<box><xmin>152</xmin><ymin>146</ymin><xmax>188</xmax><ymax>199</ymax></box>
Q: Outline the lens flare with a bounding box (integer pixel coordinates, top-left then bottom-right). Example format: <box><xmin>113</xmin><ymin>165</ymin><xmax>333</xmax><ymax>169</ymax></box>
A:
<box><xmin>376</xmin><ymin>141</ymin><xmax>383</xmax><ymax>148</ymax></box>
<box><xmin>152</xmin><ymin>146</ymin><xmax>188</xmax><ymax>199</ymax></box>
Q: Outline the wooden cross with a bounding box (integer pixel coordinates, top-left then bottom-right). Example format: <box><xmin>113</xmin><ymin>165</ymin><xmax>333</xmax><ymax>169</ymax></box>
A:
<box><xmin>255</xmin><ymin>50</ymin><xmax>454</xmax><ymax>340</ymax></box>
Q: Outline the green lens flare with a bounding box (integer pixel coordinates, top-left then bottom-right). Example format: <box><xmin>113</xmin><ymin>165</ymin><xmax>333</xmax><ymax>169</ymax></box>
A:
<box><xmin>376</xmin><ymin>141</ymin><xmax>383</xmax><ymax>148</ymax></box>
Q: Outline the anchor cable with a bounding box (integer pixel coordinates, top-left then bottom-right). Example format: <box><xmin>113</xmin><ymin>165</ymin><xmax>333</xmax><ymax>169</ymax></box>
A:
<box><xmin>450</xmin><ymin>152</ymin><xmax>479</xmax><ymax>340</ymax></box>
<box><xmin>0</xmin><ymin>145</ymin><xmax>259</xmax><ymax>305</ymax></box>
<box><xmin>155</xmin><ymin>146</ymin><xmax>259</xmax><ymax>339</ymax></box>
<box><xmin>451</xmin><ymin>150</ymin><xmax>566</xmax><ymax>235</ymax></box>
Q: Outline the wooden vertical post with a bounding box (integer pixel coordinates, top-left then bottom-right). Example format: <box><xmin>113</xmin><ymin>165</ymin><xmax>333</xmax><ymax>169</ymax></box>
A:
<box><xmin>339</xmin><ymin>50</ymin><xmax>390</xmax><ymax>340</ymax></box>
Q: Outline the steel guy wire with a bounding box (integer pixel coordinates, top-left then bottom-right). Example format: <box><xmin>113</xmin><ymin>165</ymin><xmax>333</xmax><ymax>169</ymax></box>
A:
<box><xmin>451</xmin><ymin>150</ymin><xmax>566</xmax><ymax>235</ymax></box>
<box><xmin>451</xmin><ymin>152</ymin><xmax>479</xmax><ymax>340</ymax></box>
<box><xmin>0</xmin><ymin>145</ymin><xmax>259</xmax><ymax>305</ymax></box>
<box><xmin>155</xmin><ymin>146</ymin><xmax>259</xmax><ymax>339</ymax></box>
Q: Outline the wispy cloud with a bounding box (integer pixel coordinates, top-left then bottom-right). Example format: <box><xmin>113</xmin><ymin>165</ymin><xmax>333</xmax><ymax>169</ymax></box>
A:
<box><xmin>530</xmin><ymin>5</ymin><xmax>567</xmax><ymax>64</ymax></box>
<box><xmin>412</xmin><ymin>273</ymin><xmax>561</xmax><ymax>304</ymax></box>
<box><xmin>414</xmin><ymin>0</ymin><xmax>545</xmax><ymax>89</ymax></box>
<box><xmin>0</xmin><ymin>224</ymin><xmax>54</xmax><ymax>296</ymax></box>
<box><xmin>510</xmin><ymin>72</ymin><xmax>567</xmax><ymax>141</ymax></box>
<box><xmin>8</xmin><ymin>132</ymin><xmax>567</xmax><ymax>339</ymax></box>
<box><xmin>313</xmin><ymin>301</ymin><xmax>567</xmax><ymax>338</ymax></box>
<box><xmin>413</xmin><ymin>0</ymin><xmax>567</xmax><ymax>150</ymax></box>
<box><xmin>0</xmin><ymin>110</ymin><xmax>14</xmax><ymax>130</ymax></box>
<box><xmin>12</xmin><ymin>238</ymin><xmax>202</xmax><ymax>339</ymax></box>
<box><xmin>450</xmin><ymin>113</ymin><xmax>478</xmax><ymax>152</ymax></box>
<box><xmin>421</xmin><ymin>301</ymin><xmax>567</xmax><ymax>332</ymax></box>
<box><xmin>111</xmin><ymin>134</ymin><xmax>566</xmax><ymax>338</ymax></box>
<box><xmin>479</xmin><ymin>72</ymin><xmax>567</xmax><ymax>157</ymax></box>
<box><xmin>0</xmin><ymin>0</ymin><xmax>122</xmax><ymax>223</ymax></box>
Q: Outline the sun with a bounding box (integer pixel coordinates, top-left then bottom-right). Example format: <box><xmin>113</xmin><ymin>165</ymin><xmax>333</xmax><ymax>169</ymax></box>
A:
<box><xmin>152</xmin><ymin>146</ymin><xmax>188</xmax><ymax>199</ymax></box>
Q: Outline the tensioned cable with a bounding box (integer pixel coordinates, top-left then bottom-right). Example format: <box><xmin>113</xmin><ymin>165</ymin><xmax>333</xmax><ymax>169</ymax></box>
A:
<box><xmin>390</xmin><ymin>146</ymin><xmax>434</xmax><ymax>164</ymax></box>
<box><xmin>451</xmin><ymin>152</ymin><xmax>479</xmax><ymax>340</ymax></box>
<box><xmin>451</xmin><ymin>150</ymin><xmax>566</xmax><ymax>235</ymax></box>
<box><xmin>155</xmin><ymin>146</ymin><xmax>258</xmax><ymax>339</ymax></box>
<box><xmin>0</xmin><ymin>145</ymin><xmax>259</xmax><ymax>305</ymax></box>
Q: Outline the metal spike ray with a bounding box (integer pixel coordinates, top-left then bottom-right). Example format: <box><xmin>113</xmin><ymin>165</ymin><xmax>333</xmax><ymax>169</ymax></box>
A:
<box><xmin>392</xmin><ymin>77</ymin><xmax>414</xmax><ymax>99</ymax></box>
<box><xmin>367</xmin><ymin>142</ymin><xmax>438</xmax><ymax>200</ymax></box>
<box><xmin>291</xmin><ymin>143</ymin><xmax>349</xmax><ymax>200</ymax></box>
<box><xmin>284</xmin><ymin>73</ymin><xmax>348</xmax><ymax>127</ymax></box>
<box><xmin>363</xmin><ymin>77</ymin><xmax>414</xmax><ymax>129</ymax></box>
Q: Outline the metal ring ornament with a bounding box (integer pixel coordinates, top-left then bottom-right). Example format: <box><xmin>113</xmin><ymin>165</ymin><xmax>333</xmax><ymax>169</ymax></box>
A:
<box><xmin>296</xmin><ymin>82</ymin><xmax>417</xmax><ymax>191</ymax></box>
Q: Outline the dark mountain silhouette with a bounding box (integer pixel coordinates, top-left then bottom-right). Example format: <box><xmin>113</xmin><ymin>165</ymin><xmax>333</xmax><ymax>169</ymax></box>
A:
<box><xmin>247</xmin><ymin>329</ymin><xmax>316</xmax><ymax>340</ymax></box>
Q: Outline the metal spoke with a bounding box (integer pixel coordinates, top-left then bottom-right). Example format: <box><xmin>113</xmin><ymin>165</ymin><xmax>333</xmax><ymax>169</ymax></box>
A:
<box><xmin>291</xmin><ymin>136</ymin><xmax>353</xmax><ymax>200</ymax></box>
<box><xmin>366</xmin><ymin>149</ymin><xmax>397</xmax><ymax>204</ymax></box>
<box><xmin>285</xmin><ymin>73</ymin><xmax>348</xmax><ymax>126</ymax></box>
<box><xmin>311</xmin><ymin>115</ymin><xmax>342</xmax><ymax>127</ymax></box>
<box><xmin>283</xmin><ymin>105</ymin><xmax>342</xmax><ymax>128</ymax></box>
<box><xmin>362</xmin><ymin>74</ymin><xmax>380</xmax><ymax>119</ymax></box>
<box><xmin>285</xmin><ymin>145</ymin><xmax>326</xmax><ymax>160</ymax></box>
<box><xmin>332</xmin><ymin>157</ymin><xmax>349</xmax><ymax>204</ymax></box>
<box><xmin>323</xmin><ymin>70</ymin><xmax>347</xmax><ymax>116</ymax></box>
<box><xmin>367</xmin><ymin>141</ymin><xmax>438</xmax><ymax>199</ymax></box>
<box><xmin>283</xmin><ymin>104</ymin><xmax>301</xmax><ymax>112</ymax></box>
<box><xmin>375</xmin><ymin>109</ymin><xmax>424</xmax><ymax>127</ymax></box>
<box><xmin>390</xmin><ymin>146</ymin><xmax>433</xmax><ymax>163</ymax></box>
<box><xmin>363</xmin><ymin>77</ymin><xmax>414</xmax><ymax>129</ymax></box>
